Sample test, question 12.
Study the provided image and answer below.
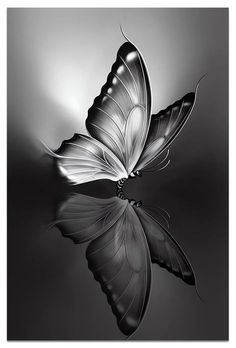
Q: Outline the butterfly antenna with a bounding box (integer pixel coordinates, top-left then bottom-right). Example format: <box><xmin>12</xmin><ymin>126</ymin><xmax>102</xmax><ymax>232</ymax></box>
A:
<box><xmin>120</xmin><ymin>25</ymin><xmax>133</xmax><ymax>44</ymax></box>
<box><xmin>39</xmin><ymin>139</ymin><xmax>59</xmax><ymax>158</ymax></box>
<box><xmin>143</xmin><ymin>205</ymin><xmax>170</xmax><ymax>230</ymax></box>
<box><xmin>143</xmin><ymin>160</ymin><xmax>171</xmax><ymax>174</ymax></box>
<box><xmin>154</xmin><ymin>205</ymin><xmax>170</xmax><ymax>219</ymax></box>
<box><xmin>195</xmin><ymin>73</ymin><xmax>207</xmax><ymax>95</ymax></box>
<box><xmin>143</xmin><ymin>149</ymin><xmax>170</xmax><ymax>173</ymax></box>
<box><xmin>153</xmin><ymin>159</ymin><xmax>171</xmax><ymax>173</ymax></box>
<box><xmin>144</xmin><ymin>204</ymin><xmax>171</xmax><ymax>220</ymax></box>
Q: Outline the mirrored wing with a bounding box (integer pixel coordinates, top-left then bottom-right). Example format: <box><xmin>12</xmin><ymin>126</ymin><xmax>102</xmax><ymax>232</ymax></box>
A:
<box><xmin>134</xmin><ymin>92</ymin><xmax>196</xmax><ymax>171</ymax></box>
<box><xmin>55</xmin><ymin>194</ymin><xmax>127</xmax><ymax>243</ymax></box>
<box><xmin>47</xmin><ymin>133</ymin><xmax>128</xmax><ymax>184</ymax></box>
<box><xmin>86</xmin><ymin>41</ymin><xmax>151</xmax><ymax>174</ymax></box>
<box><xmin>86</xmin><ymin>204</ymin><xmax>151</xmax><ymax>336</ymax></box>
<box><xmin>135</xmin><ymin>207</ymin><xmax>195</xmax><ymax>285</ymax></box>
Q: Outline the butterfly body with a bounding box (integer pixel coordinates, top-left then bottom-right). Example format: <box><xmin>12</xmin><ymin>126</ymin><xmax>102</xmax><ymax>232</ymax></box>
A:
<box><xmin>116</xmin><ymin>174</ymin><xmax>143</xmax><ymax>207</ymax></box>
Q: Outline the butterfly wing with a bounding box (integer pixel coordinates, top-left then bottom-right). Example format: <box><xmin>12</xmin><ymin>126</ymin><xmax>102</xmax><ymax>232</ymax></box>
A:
<box><xmin>55</xmin><ymin>193</ymin><xmax>127</xmax><ymax>243</ymax></box>
<box><xmin>47</xmin><ymin>133</ymin><xmax>128</xmax><ymax>184</ymax></box>
<box><xmin>86</xmin><ymin>203</ymin><xmax>151</xmax><ymax>336</ymax></box>
<box><xmin>86</xmin><ymin>41</ymin><xmax>151</xmax><ymax>174</ymax></box>
<box><xmin>135</xmin><ymin>207</ymin><xmax>195</xmax><ymax>285</ymax></box>
<box><xmin>134</xmin><ymin>92</ymin><xmax>196</xmax><ymax>171</ymax></box>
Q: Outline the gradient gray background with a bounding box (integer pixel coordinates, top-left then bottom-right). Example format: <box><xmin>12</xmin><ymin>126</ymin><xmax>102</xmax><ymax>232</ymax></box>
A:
<box><xmin>8</xmin><ymin>8</ymin><xmax>228</xmax><ymax>340</ymax></box>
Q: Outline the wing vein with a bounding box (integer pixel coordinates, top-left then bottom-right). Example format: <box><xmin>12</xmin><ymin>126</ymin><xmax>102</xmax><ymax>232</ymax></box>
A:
<box><xmin>119</xmin><ymin>282</ymin><xmax>137</xmax><ymax>324</ymax></box>
<box><xmin>114</xmin><ymin>271</ymin><xmax>134</xmax><ymax>305</ymax></box>
<box><xmin>112</xmin><ymin>72</ymin><xmax>134</xmax><ymax>106</ymax></box>
<box><xmin>103</xmin><ymin>93</ymin><xmax>126</xmax><ymax>119</ymax></box>
<box><xmin>119</xmin><ymin>55</ymin><xmax>139</xmax><ymax>97</ymax></box>
<box><xmin>94</xmin><ymin>108</ymin><xmax>126</xmax><ymax>144</ymax></box>
<box><xmin>166</xmin><ymin>107</ymin><xmax>174</xmax><ymax>132</ymax></box>
<box><xmin>174</xmin><ymin>98</ymin><xmax>185</xmax><ymax>127</ymax></box>
<box><xmin>90</xmin><ymin>122</ymin><xmax>125</xmax><ymax>161</ymax></box>
<box><xmin>93</xmin><ymin>230</ymin><xmax>126</xmax><ymax>272</ymax></box>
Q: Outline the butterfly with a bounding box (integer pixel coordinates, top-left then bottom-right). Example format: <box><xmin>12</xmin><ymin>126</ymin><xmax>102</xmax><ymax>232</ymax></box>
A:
<box><xmin>54</xmin><ymin>192</ymin><xmax>198</xmax><ymax>337</ymax></box>
<box><xmin>44</xmin><ymin>33</ymin><xmax>199</xmax><ymax>185</ymax></box>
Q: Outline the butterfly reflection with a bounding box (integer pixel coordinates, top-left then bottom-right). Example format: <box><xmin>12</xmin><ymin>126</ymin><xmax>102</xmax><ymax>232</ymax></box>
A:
<box><xmin>54</xmin><ymin>193</ymin><xmax>196</xmax><ymax>336</ymax></box>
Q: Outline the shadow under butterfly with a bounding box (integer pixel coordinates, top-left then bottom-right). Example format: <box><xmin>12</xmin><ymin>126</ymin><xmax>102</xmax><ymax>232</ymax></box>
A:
<box><xmin>54</xmin><ymin>192</ymin><xmax>198</xmax><ymax>337</ymax></box>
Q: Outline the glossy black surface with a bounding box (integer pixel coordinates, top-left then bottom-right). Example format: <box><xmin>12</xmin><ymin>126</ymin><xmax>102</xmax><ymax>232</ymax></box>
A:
<box><xmin>8</xmin><ymin>152</ymin><xmax>228</xmax><ymax>339</ymax></box>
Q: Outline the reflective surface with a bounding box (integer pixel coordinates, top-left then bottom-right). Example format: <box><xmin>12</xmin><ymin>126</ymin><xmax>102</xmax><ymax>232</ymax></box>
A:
<box><xmin>8</xmin><ymin>155</ymin><xmax>228</xmax><ymax>339</ymax></box>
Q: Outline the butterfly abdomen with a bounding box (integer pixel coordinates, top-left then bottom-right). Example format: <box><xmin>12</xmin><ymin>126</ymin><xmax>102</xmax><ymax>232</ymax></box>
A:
<box><xmin>116</xmin><ymin>178</ymin><xmax>127</xmax><ymax>200</ymax></box>
<box><xmin>116</xmin><ymin>178</ymin><xmax>142</xmax><ymax>207</ymax></box>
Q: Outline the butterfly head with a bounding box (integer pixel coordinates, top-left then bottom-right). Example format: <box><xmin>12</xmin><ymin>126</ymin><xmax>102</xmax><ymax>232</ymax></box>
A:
<box><xmin>128</xmin><ymin>199</ymin><xmax>142</xmax><ymax>208</ymax></box>
<box><xmin>129</xmin><ymin>170</ymin><xmax>142</xmax><ymax>179</ymax></box>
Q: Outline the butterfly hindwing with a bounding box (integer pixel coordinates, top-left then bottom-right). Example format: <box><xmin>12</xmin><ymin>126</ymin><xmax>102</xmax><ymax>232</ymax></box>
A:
<box><xmin>86</xmin><ymin>41</ymin><xmax>151</xmax><ymax>174</ymax></box>
<box><xmin>53</xmin><ymin>133</ymin><xmax>128</xmax><ymax>184</ymax></box>
<box><xmin>55</xmin><ymin>194</ymin><xmax>127</xmax><ymax>243</ymax></box>
<box><xmin>134</xmin><ymin>92</ymin><xmax>196</xmax><ymax>171</ymax></box>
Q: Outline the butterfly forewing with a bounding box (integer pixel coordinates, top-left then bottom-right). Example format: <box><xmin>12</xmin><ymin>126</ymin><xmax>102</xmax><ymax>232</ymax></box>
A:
<box><xmin>55</xmin><ymin>194</ymin><xmax>128</xmax><ymax>243</ymax></box>
<box><xmin>86</xmin><ymin>41</ymin><xmax>151</xmax><ymax>174</ymax></box>
<box><xmin>86</xmin><ymin>203</ymin><xmax>151</xmax><ymax>336</ymax></box>
<box><xmin>54</xmin><ymin>133</ymin><xmax>127</xmax><ymax>184</ymax></box>
<box><xmin>56</xmin><ymin>194</ymin><xmax>152</xmax><ymax>336</ymax></box>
